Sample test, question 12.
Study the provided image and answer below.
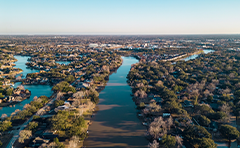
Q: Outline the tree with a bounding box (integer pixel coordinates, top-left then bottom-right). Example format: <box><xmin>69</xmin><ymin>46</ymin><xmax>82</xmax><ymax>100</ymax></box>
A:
<box><xmin>0</xmin><ymin>120</ymin><xmax>12</xmax><ymax>132</ymax></box>
<box><xmin>161</xmin><ymin>134</ymin><xmax>176</xmax><ymax>148</ymax></box>
<box><xmin>56</xmin><ymin>92</ymin><xmax>63</xmax><ymax>100</ymax></box>
<box><xmin>51</xmin><ymin>111</ymin><xmax>69</xmax><ymax>130</ymax></box>
<box><xmin>197</xmin><ymin>138</ymin><xmax>217</xmax><ymax>148</ymax></box>
<box><xmin>148</xmin><ymin>140</ymin><xmax>159</xmax><ymax>148</ymax></box>
<box><xmin>54</xmin><ymin>100</ymin><xmax>64</xmax><ymax>107</ymax></box>
<box><xmin>234</xmin><ymin>89</ymin><xmax>240</xmax><ymax>99</ymax></box>
<box><xmin>195</xmin><ymin>104</ymin><xmax>214</xmax><ymax>115</ymax></box>
<box><xmin>175</xmin><ymin>135</ymin><xmax>183</xmax><ymax>148</ymax></box>
<box><xmin>1</xmin><ymin>114</ymin><xmax>7</xmax><ymax>119</ymax></box>
<box><xmin>195</xmin><ymin>115</ymin><xmax>211</xmax><ymax>127</ymax></box>
<box><xmin>219</xmin><ymin>124</ymin><xmax>240</xmax><ymax>147</ymax></box>
<box><xmin>65</xmin><ymin>75</ymin><xmax>75</xmax><ymax>83</ymax></box>
<box><xmin>220</xmin><ymin>103</ymin><xmax>231</xmax><ymax>114</ymax></box>
<box><xmin>19</xmin><ymin>130</ymin><xmax>32</xmax><ymax>143</ymax></box>
<box><xmin>69</xmin><ymin>136</ymin><xmax>79</xmax><ymax>148</ymax></box>
<box><xmin>207</xmin><ymin>95</ymin><xmax>213</xmax><ymax>103</ymax></box>
<box><xmin>183</xmin><ymin>125</ymin><xmax>212</xmax><ymax>145</ymax></box>
<box><xmin>148</xmin><ymin>117</ymin><xmax>167</xmax><ymax>139</ymax></box>
<box><xmin>166</xmin><ymin>116</ymin><xmax>173</xmax><ymax>130</ymax></box>
<box><xmin>27</xmin><ymin>121</ymin><xmax>38</xmax><ymax>131</ymax></box>
<box><xmin>52</xmin><ymin>81</ymin><xmax>70</xmax><ymax>92</ymax></box>
<box><xmin>134</xmin><ymin>90</ymin><xmax>147</xmax><ymax>99</ymax></box>
<box><xmin>73</xmin><ymin>91</ymin><xmax>85</xmax><ymax>99</ymax></box>
<box><xmin>54</xmin><ymin>137</ymin><xmax>65</xmax><ymax>148</ymax></box>
<box><xmin>0</xmin><ymin>93</ymin><xmax>4</xmax><ymax>98</ymax></box>
<box><xmin>207</xmin><ymin>111</ymin><xmax>227</xmax><ymax>120</ymax></box>
<box><xmin>4</xmin><ymin>87</ymin><xmax>13</xmax><ymax>96</ymax></box>
<box><xmin>63</xmin><ymin>86</ymin><xmax>76</xmax><ymax>93</ymax></box>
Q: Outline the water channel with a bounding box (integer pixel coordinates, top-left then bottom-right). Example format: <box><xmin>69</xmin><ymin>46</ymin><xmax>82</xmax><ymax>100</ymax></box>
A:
<box><xmin>55</xmin><ymin>61</ymin><xmax>71</xmax><ymax>65</ymax></box>
<box><xmin>0</xmin><ymin>56</ymin><xmax>52</xmax><ymax>117</ymax></box>
<box><xmin>84</xmin><ymin>57</ymin><xmax>148</xmax><ymax>147</ymax></box>
<box><xmin>182</xmin><ymin>49</ymin><xmax>214</xmax><ymax>61</ymax></box>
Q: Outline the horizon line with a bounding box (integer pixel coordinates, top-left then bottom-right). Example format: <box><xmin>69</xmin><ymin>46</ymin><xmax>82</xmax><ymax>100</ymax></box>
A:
<box><xmin>0</xmin><ymin>33</ymin><xmax>240</xmax><ymax>36</ymax></box>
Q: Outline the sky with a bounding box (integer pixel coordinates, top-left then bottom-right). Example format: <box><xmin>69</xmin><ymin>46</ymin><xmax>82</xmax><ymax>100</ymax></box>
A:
<box><xmin>0</xmin><ymin>0</ymin><xmax>240</xmax><ymax>35</ymax></box>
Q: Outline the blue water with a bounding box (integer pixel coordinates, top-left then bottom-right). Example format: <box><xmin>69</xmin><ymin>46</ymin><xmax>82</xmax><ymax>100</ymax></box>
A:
<box><xmin>84</xmin><ymin>57</ymin><xmax>148</xmax><ymax>148</ymax></box>
<box><xmin>183</xmin><ymin>49</ymin><xmax>214</xmax><ymax>61</ymax></box>
<box><xmin>0</xmin><ymin>56</ymin><xmax>52</xmax><ymax>116</ymax></box>
<box><xmin>13</xmin><ymin>55</ymin><xmax>40</xmax><ymax>78</ymax></box>
<box><xmin>56</xmin><ymin>61</ymin><xmax>71</xmax><ymax>65</ymax></box>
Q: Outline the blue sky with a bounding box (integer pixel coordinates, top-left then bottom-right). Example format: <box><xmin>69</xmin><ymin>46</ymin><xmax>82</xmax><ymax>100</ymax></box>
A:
<box><xmin>0</xmin><ymin>0</ymin><xmax>240</xmax><ymax>34</ymax></box>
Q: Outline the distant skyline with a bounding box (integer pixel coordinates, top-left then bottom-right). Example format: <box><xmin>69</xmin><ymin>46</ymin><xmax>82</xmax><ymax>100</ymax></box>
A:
<box><xmin>0</xmin><ymin>0</ymin><xmax>240</xmax><ymax>35</ymax></box>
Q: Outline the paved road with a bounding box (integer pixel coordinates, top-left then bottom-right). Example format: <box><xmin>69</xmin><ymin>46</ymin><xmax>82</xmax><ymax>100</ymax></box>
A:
<box><xmin>6</xmin><ymin>93</ymin><xmax>57</xmax><ymax>148</ymax></box>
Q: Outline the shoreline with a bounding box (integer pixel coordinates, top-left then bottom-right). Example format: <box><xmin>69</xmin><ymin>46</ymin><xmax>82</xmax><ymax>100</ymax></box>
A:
<box><xmin>0</xmin><ymin>69</ymin><xmax>23</xmax><ymax>76</ymax></box>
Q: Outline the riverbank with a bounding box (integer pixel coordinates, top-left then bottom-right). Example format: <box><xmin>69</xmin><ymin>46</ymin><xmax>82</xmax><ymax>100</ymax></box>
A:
<box><xmin>0</xmin><ymin>69</ymin><xmax>23</xmax><ymax>76</ymax></box>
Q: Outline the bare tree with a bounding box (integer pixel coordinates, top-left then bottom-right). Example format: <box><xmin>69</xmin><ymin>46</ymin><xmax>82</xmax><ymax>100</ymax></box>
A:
<box><xmin>19</xmin><ymin>130</ymin><xmax>32</xmax><ymax>143</ymax></box>
<box><xmin>86</xmin><ymin>101</ymin><xmax>95</xmax><ymax>112</ymax></box>
<box><xmin>148</xmin><ymin>117</ymin><xmax>167</xmax><ymax>139</ymax></box>
<box><xmin>220</xmin><ymin>103</ymin><xmax>231</xmax><ymax>114</ymax></box>
<box><xmin>203</xmin><ymin>89</ymin><xmax>211</xmax><ymax>98</ymax></box>
<box><xmin>220</xmin><ymin>103</ymin><xmax>231</xmax><ymax>123</ymax></box>
<box><xmin>56</xmin><ymin>92</ymin><xmax>63</xmax><ymax>100</ymax></box>
<box><xmin>212</xmin><ymin>79</ymin><xmax>219</xmax><ymax>85</ymax></box>
<box><xmin>175</xmin><ymin>135</ymin><xmax>183</xmax><ymax>148</ymax></box>
<box><xmin>148</xmin><ymin>140</ymin><xmax>159</xmax><ymax>148</ymax></box>
<box><xmin>134</xmin><ymin>90</ymin><xmax>147</xmax><ymax>99</ymax></box>
<box><xmin>73</xmin><ymin>91</ymin><xmax>85</xmax><ymax>99</ymax></box>
<box><xmin>1</xmin><ymin>114</ymin><xmax>7</xmax><ymax>119</ymax></box>
<box><xmin>16</xmin><ymin>75</ymin><xmax>22</xmax><ymax>80</ymax></box>
<box><xmin>148</xmin><ymin>103</ymin><xmax>161</xmax><ymax>115</ymax></box>
<box><xmin>18</xmin><ymin>85</ymin><xmax>25</xmax><ymax>90</ymax></box>
<box><xmin>206</xmin><ymin>83</ymin><xmax>216</xmax><ymax>93</ymax></box>
<box><xmin>229</xmin><ymin>73</ymin><xmax>235</xmax><ymax>78</ymax></box>
<box><xmin>68</xmin><ymin>136</ymin><xmax>79</xmax><ymax>148</ymax></box>
<box><xmin>136</xmin><ymin>82</ymin><xmax>144</xmax><ymax>88</ymax></box>
<box><xmin>33</xmin><ymin>96</ymin><xmax>38</xmax><ymax>101</ymax></box>
<box><xmin>24</xmin><ymin>104</ymin><xmax>31</xmax><ymax>109</ymax></box>
<box><xmin>166</xmin><ymin>116</ymin><xmax>173</xmax><ymax>130</ymax></box>
<box><xmin>235</xmin><ymin>82</ymin><xmax>240</xmax><ymax>89</ymax></box>
<box><xmin>222</xmin><ymin>87</ymin><xmax>231</xmax><ymax>94</ymax></box>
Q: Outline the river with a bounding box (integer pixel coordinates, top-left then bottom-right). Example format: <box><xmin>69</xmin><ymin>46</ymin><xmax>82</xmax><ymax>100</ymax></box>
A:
<box><xmin>1</xmin><ymin>53</ymin><xmax>221</xmax><ymax>147</ymax></box>
<box><xmin>0</xmin><ymin>56</ymin><xmax>52</xmax><ymax>117</ymax></box>
<box><xmin>182</xmin><ymin>49</ymin><xmax>214</xmax><ymax>61</ymax></box>
<box><xmin>84</xmin><ymin>57</ymin><xmax>148</xmax><ymax>148</ymax></box>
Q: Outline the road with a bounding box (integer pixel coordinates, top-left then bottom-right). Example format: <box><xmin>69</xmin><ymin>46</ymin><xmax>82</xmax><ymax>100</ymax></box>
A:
<box><xmin>6</xmin><ymin>93</ymin><xmax>57</xmax><ymax>148</ymax></box>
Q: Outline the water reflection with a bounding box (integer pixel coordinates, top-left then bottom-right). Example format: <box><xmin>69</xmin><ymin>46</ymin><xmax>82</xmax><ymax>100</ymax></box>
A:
<box><xmin>183</xmin><ymin>49</ymin><xmax>214</xmax><ymax>61</ymax></box>
<box><xmin>84</xmin><ymin>57</ymin><xmax>148</xmax><ymax>148</ymax></box>
<box><xmin>55</xmin><ymin>61</ymin><xmax>71</xmax><ymax>65</ymax></box>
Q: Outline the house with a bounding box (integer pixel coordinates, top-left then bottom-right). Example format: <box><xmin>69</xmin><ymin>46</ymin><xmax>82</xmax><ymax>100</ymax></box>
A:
<box><xmin>28</xmin><ymin>137</ymin><xmax>49</xmax><ymax>147</ymax></box>
<box><xmin>5</xmin><ymin>96</ymin><xmax>15</xmax><ymax>102</ymax></box>
<box><xmin>76</xmin><ymin>82</ymin><xmax>90</xmax><ymax>90</ymax></box>
<box><xmin>42</xmin><ymin>132</ymin><xmax>58</xmax><ymax>140</ymax></box>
